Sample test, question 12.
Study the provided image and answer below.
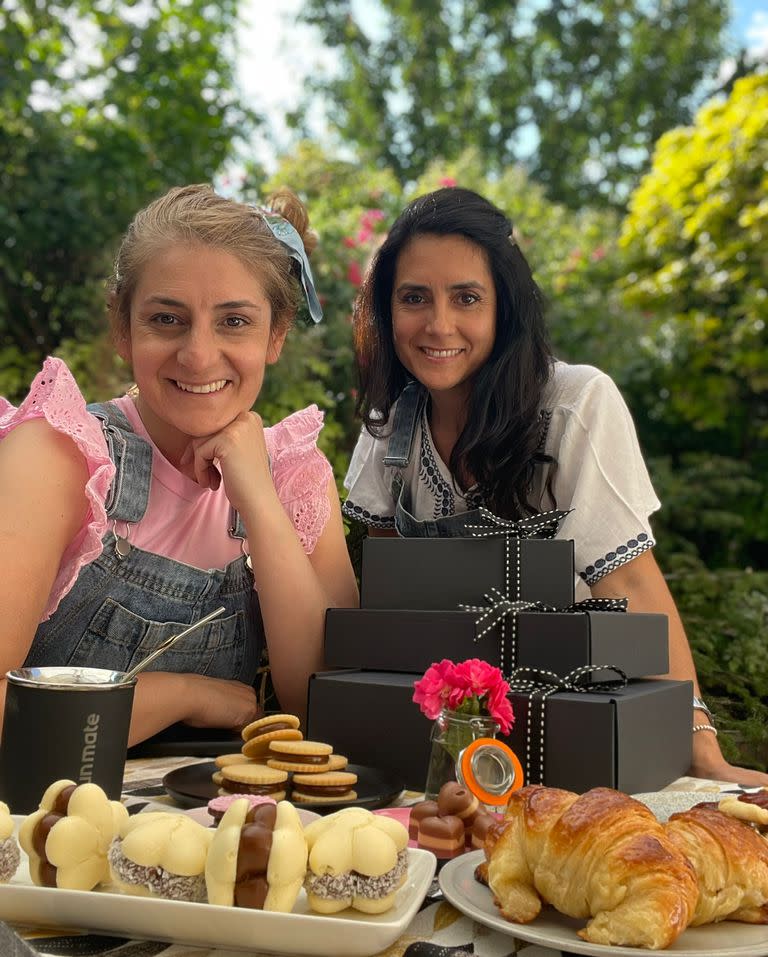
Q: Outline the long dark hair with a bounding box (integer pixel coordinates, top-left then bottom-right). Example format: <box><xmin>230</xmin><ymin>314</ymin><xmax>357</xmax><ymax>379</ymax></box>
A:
<box><xmin>353</xmin><ymin>187</ymin><xmax>554</xmax><ymax>518</ymax></box>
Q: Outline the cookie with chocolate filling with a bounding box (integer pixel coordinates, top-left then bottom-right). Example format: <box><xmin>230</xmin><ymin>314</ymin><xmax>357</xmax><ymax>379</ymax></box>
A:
<box><xmin>267</xmin><ymin>740</ymin><xmax>333</xmax><ymax>773</ymax></box>
<box><xmin>304</xmin><ymin>807</ymin><xmax>409</xmax><ymax>914</ymax></box>
<box><xmin>292</xmin><ymin>771</ymin><xmax>358</xmax><ymax>804</ymax></box>
<box><xmin>0</xmin><ymin>801</ymin><xmax>20</xmax><ymax>883</ymax></box>
<box><xmin>219</xmin><ymin>765</ymin><xmax>288</xmax><ymax>801</ymax></box>
<box><xmin>240</xmin><ymin>714</ymin><xmax>302</xmax><ymax>759</ymax></box>
<box><xmin>18</xmin><ymin>780</ymin><xmax>128</xmax><ymax>890</ymax></box>
<box><xmin>206</xmin><ymin>797</ymin><xmax>308</xmax><ymax>910</ymax></box>
<box><xmin>109</xmin><ymin>813</ymin><xmax>213</xmax><ymax>901</ymax></box>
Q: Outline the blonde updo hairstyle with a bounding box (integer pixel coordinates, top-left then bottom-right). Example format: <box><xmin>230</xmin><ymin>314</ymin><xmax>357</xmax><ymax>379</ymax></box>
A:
<box><xmin>108</xmin><ymin>184</ymin><xmax>317</xmax><ymax>348</ymax></box>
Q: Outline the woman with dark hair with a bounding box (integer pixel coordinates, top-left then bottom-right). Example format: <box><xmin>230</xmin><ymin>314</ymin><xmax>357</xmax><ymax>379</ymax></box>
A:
<box><xmin>343</xmin><ymin>186</ymin><xmax>767</xmax><ymax>786</ymax></box>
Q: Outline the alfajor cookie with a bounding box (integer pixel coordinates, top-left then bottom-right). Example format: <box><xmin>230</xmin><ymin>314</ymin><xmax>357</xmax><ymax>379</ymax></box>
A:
<box><xmin>109</xmin><ymin>813</ymin><xmax>213</xmax><ymax>901</ymax></box>
<box><xmin>327</xmin><ymin>754</ymin><xmax>349</xmax><ymax>771</ymax></box>
<box><xmin>215</xmin><ymin>753</ymin><xmax>256</xmax><ymax>769</ymax></box>
<box><xmin>206</xmin><ymin>797</ymin><xmax>307</xmax><ymax>910</ymax></box>
<box><xmin>240</xmin><ymin>714</ymin><xmax>302</xmax><ymax>759</ymax></box>
<box><xmin>303</xmin><ymin>807</ymin><xmax>409</xmax><ymax>914</ymax></box>
<box><xmin>0</xmin><ymin>801</ymin><xmax>20</xmax><ymax>883</ymax></box>
<box><xmin>19</xmin><ymin>780</ymin><xmax>128</xmax><ymax>890</ymax></box>
<box><xmin>267</xmin><ymin>740</ymin><xmax>333</xmax><ymax>773</ymax></box>
<box><xmin>219</xmin><ymin>764</ymin><xmax>288</xmax><ymax>800</ymax></box>
<box><xmin>291</xmin><ymin>771</ymin><xmax>358</xmax><ymax>805</ymax></box>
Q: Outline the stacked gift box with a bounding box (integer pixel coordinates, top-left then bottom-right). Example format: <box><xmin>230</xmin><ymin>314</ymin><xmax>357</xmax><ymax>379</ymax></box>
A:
<box><xmin>307</xmin><ymin>527</ymin><xmax>692</xmax><ymax>794</ymax></box>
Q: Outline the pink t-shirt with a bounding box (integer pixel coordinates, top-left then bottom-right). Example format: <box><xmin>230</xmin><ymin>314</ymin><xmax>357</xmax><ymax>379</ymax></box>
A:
<box><xmin>0</xmin><ymin>358</ymin><xmax>332</xmax><ymax>621</ymax></box>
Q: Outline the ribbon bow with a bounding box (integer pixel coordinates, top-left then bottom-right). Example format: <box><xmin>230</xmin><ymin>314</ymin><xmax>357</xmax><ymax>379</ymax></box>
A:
<box><xmin>464</xmin><ymin>507</ymin><xmax>571</xmax><ymax>541</ymax></box>
<box><xmin>507</xmin><ymin>664</ymin><xmax>629</xmax><ymax>786</ymax></box>
<box><xmin>458</xmin><ymin>507</ymin><xmax>571</xmax><ymax>676</ymax></box>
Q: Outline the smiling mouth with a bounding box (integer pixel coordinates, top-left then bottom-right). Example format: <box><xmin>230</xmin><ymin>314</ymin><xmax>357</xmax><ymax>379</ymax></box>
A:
<box><xmin>174</xmin><ymin>379</ymin><xmax>230</xmax><ymax>394</ymax></box>
<box><xmin>420</xmin><ymin>347</ymin><xmax>464</xmax><ymax>358</ymax></box>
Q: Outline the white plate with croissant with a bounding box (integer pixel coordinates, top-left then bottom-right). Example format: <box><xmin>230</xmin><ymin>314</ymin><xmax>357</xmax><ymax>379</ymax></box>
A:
<box><xmin>439</xmin><ymin>786</ymin><xmax>768</xmax><ymax>955</ymax></box>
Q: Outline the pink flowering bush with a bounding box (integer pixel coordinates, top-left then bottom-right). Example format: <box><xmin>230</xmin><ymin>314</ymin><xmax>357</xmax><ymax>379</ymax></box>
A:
<box><xmin>413</xmin><ymin>658</ymin><xmax>514</xmax><ymax>734</ymax></box>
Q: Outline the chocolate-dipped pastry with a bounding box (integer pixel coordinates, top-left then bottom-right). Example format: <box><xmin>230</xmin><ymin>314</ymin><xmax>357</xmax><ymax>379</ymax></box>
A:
<box><xmin>469</xmin><ymin>810</ymin><xmax>497</xmax><ymax>849</ymax></box>
<box><xmin>206</xmin><ymin>797</ymin><xmax>307</xmax><ymax>911</ymax></box>
<box><xmin>408</xmin><ymin>800</ymin><xmax>439</xmax><ymax>841</ymax></box>
<box><xmin>417</xmin><ymin>814</ymin><xmax>465</xmax><ymax>858</ymax></box>
<box><xmin>19</xmin><ymin>780</ymin><xmax>127</xmax><ymax>890</ymax></box>
<box><xmin>437</xmin><ymin>782</ymin><xmax>480</xmax><ymax>828</ymax></box>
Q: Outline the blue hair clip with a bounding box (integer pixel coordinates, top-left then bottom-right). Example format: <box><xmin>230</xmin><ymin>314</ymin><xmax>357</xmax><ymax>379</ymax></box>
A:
<box><xmin>257</xmin><ymin>210</ymin><xmax>323</xmax><ymax>324</ymax></box>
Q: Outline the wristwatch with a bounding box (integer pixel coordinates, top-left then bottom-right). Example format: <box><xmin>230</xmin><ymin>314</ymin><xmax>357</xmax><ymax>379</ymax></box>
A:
<box><xmin>693</xmin><ymin>695</ymin><xmax>714</xmax><ymax>722</ymax></box>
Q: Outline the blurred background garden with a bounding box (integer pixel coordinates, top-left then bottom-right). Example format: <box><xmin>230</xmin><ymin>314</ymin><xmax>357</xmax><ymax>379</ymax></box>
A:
<box><xmin>2</xmin><ymin>0</ymin><xmax>766</xmax><ymax>768</ymax></box>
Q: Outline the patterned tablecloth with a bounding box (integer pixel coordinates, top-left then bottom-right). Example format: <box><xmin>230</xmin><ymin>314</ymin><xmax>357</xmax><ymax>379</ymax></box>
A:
<box><xmin>7</xmin><ymin>761</ymin><xmax>737</xmax><ymax>957</ymax></box>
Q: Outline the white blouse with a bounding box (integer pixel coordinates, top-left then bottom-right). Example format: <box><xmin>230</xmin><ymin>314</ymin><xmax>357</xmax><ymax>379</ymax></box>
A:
<box><xmin>343</xmin><ymin>361</ymin><xmax>660</xmax><ymax>594</ymax></box>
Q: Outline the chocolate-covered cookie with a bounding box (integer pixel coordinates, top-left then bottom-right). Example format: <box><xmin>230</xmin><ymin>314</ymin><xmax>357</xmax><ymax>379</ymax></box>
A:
<box><xmin>417</xmin><ymin>813</ymin><xmax>465</xmax><ymax>858</ymax></box>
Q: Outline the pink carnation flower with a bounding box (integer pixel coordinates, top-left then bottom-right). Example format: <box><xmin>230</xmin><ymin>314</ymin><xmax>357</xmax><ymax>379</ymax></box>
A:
<box><xmin>413</xmin><ymin>657</ymin><xmax>514</xmax><ymax>733</ymax></box>
<box><xmin>413</xmin><ymin>659</ymin><xmax>457</xmax><ymax>719</ymax></box>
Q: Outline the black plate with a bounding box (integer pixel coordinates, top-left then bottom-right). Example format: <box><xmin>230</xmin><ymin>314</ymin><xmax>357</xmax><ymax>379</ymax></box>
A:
<box><xmin>163</xmin><ymin>762</ymin><xmax>404</xmax><ymax>814</ymax></box>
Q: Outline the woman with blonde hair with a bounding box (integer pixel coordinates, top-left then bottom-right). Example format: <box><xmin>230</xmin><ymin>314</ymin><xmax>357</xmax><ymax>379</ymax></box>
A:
<box><xmin>0</xmin><ymin>184</ymin><xmax>358</xmax><ymax>744</ymax></box>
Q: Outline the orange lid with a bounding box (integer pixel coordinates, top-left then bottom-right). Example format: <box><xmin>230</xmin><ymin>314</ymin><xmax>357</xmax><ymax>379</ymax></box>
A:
<box><xmin>457</xmin><ymin>737</ymin><xmax>524</xmax><ymax>807</ymax></box>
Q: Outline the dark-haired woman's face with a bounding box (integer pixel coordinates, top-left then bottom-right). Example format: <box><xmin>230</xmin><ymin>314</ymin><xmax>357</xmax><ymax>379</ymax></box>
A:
<box><xmin>391</xmin><ymin>234</ymin><xmax>496</xmax><ymax>404</ymax></box>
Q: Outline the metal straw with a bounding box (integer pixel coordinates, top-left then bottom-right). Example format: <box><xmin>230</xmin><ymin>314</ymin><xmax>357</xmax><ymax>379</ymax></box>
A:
<box><xmin>119</xmin><ymin>606</ymin><xmax>227</xmax><ymax>683</ymax></box>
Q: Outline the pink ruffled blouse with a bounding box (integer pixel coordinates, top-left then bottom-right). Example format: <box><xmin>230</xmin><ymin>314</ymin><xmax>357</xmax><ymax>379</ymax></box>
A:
<box><xmin>0</xmin><ymin>358</ymin><xmax>332</xmax><ymax>621</ymax></box>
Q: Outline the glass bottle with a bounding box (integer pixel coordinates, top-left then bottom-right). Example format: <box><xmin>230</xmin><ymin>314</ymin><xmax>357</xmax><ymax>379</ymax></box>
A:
<box><xmin>424</xmin><ymin>708</ymin><xmax>500</xmax><ymax>800</ymax></box>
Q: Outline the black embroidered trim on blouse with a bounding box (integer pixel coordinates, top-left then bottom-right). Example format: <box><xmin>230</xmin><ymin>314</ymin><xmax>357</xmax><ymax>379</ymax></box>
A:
<box><xmin>342</xmin><ymin>500</ymin><xmax>396</xmax><ymax>528</ymax></box>
<box><xmin>581</xmin><ymin>533</ymin><xmax>655</xmax><ymax>586</ymax></box>
<box><xmin>418</xmin><ymin>417</ymin><xmax>457</xmax><ymax>519</ymax></box>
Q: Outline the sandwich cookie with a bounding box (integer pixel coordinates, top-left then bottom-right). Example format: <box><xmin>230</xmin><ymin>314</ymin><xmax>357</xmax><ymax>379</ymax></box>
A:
<box><xmin>303</xmin><ymin>807</ymin><xmax>409</xmax><ymax>914</ymax></box>
<box><xmin>241</xmin><ymin>714</ymin><xmax>302</xmax><ymax>759</ymax></box>
<box><xmin>109</xmin><ymin>813</ymin><xmax>213</xmax><ymax>901</ymax></box>
<box><xmin>292</xmin><ymin>771</ymin><xmax>358</xmax><ymax>805</ymax></box>
<box><xmin>19</xmin><ymin>780</ymin><xmax>128</xmax><ymax>890</ymax></box>
<box><xmin>0</xmin><ymin>801</ymin><xmax>20</xmax><ymax>882</ymax></box>
<box><xmin>206</xmin><ymin>797</ymin><xmax>308</xmax><ymax>910</ymax></box>
<box><xmin>219</xmin><ymin>764</ymin><xmax>288</xmax><ymax>801</ymax></box>
<box><xmin>267</xmin><ymin>740</ymin><xmax>333</xmax><ymax>773</ymax></box>
<box><xmin>215</xmin><ymin>753</ymin><xmax>258</xmax><ymax>769</ymax></box>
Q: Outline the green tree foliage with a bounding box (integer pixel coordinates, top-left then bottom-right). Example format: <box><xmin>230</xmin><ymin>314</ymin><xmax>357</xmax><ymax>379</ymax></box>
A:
<box><xmin>254</xmin><ymin>142</ymin><xmax>403</xmax><ymax>479</ymax></box>
<box><xmin>0</xmin><ymin>0</ymin><xmax>253</xmax><ymax>369</ymax></box>
<box><xmin>297</xmin><ymin>0</ymin><xmax>728</xmax><ymax>207</ymax></box>
<box><xmin>619</xmin><ymin>74</ymin><xmax>768</xmax><ymax>452</ymax></box>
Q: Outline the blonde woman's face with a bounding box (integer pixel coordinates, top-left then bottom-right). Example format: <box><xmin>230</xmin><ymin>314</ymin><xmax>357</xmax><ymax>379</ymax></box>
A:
<box><xmin>119</xmin><ymin>243</ymin><xmax>287</xmax><ymax>464</ymax></box>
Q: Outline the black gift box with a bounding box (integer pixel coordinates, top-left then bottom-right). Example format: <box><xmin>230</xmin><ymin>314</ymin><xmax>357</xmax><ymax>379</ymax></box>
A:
<box><xmin>324</xmin><ymin>608</ymin><xmax>668</xmax><ymax>680</ymax></box>
<box><xmin>360</xmin><ymin>537</ymin><xmax>575</xmax><ymax>610</ymax></box>
<box><xmin>307</xmin><ymin>670</ymin><xmax>692</xmax><ymax>794</ymax></box>
<box><xmin>504</xmin><ymin>678</ymin><xmax>692</xmax><ymax>794</ymax></box>
<box><xmin>307</xmin><ymin>670</ymin><xmax>430</xmax><ymax>790</ymax></box>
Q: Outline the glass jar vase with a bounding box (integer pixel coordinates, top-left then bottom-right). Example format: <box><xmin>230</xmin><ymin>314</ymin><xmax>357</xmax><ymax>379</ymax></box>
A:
<box><xmin>424</xmin><ymin>708</ymin><xmax>500</xmax><ymax>801</ymax></box>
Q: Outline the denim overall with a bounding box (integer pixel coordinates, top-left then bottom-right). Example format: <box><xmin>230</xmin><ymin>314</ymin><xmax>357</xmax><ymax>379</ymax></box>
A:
<box><xmin>26</xmin><ymin>402</ymin><xmax>262</xmax><ymax>686</ymax></box>
<box><xmin>384</xmin><ymin>382</ymin><xmax>488</xmax><ymax>538</ymax></box>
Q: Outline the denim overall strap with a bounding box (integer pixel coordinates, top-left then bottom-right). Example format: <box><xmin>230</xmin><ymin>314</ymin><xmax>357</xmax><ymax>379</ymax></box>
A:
<box><xmin>88</xmin><ymin>401</ymin><xmax>152</xmax><ymax>524</ymax></box>
<box><xmin>384</xmin><ymin>382</ymin><xmax>427</xmax><ymax>502</ymax></box>
<box><xmin>228</xmin><ymin>506</ymin><xmax>248</xmax><ymax>541</ymax></box>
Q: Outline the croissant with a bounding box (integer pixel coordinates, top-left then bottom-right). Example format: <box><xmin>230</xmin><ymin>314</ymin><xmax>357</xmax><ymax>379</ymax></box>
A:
<box><xmin>484</xmin><ymin>785</ymin><xmax>698</xmax><ymax>950</ymax></box>
<box><xmin>665</xmin><ymin>805</ymin><xmax>768</xmax><ymax>925</ymax></box>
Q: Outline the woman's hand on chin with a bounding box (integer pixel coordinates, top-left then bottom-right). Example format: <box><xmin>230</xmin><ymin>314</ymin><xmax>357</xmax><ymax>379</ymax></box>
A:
<box><xmin>179</xmin><ymin>411</ymin><xmax>275</xmax><ymax>511</ymax></box>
